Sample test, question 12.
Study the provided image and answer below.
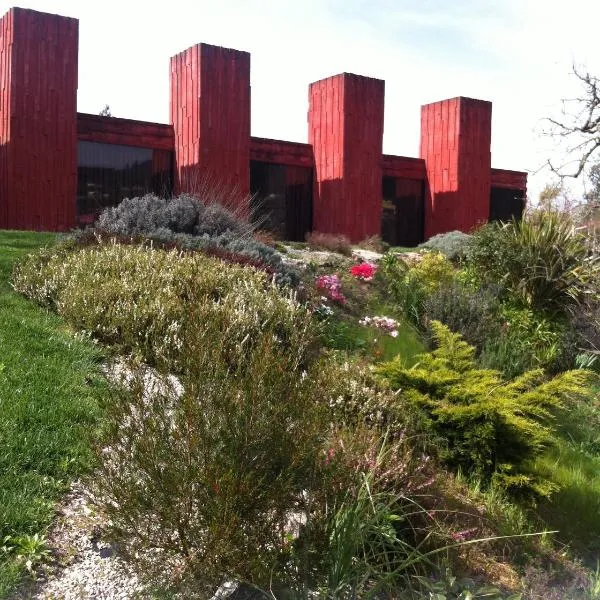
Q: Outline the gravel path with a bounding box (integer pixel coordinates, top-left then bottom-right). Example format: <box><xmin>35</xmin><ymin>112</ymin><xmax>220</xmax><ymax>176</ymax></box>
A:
<box><xmin>12</xmin><ymin>482</ymin><xmax>144</xmax><ymax>600</ymax></box>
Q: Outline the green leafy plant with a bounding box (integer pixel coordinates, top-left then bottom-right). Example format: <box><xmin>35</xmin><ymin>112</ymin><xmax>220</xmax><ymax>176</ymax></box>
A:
<box><xmin>468</xmin><ymin>212</ymin><xmax>600</xmax><ymax>315</ymax></box>
<box><xmin>377</xmin><ymin>252</ymin><xmax>455</xmax><ymax>325</ymax></box>
<box><xmin>1</xmin><ymin>534</ymin><xmax>49</xmax><ymax>573</ymax></box>
<box><xmin>480</xmin><ymin>305</ymin><xmax>568</xmax><ymax>377</ymax></box>
<box><xmin>375</xmin><ymin>321</ymin><xmax>593</xmax><ymax>498</ymax></box>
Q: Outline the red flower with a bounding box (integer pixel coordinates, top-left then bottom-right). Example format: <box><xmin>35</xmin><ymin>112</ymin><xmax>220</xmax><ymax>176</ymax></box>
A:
<box><xmin>350</xmin><ymin>263</ymin><xmax>377</xmax><ymax>281</ymax></box>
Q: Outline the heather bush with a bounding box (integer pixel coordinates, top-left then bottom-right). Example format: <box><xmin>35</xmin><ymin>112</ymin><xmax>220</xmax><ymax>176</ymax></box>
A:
<box><xmin>375</xmin><ymin>321</ymin><xmax>594</xmax><ymax>498</ymax></box>
<box><xmin>13</xmin><ymin>243</ymin><xmax>303</xmax><ymax>370</ymax></box>
<box><xmin>419</xmin><ymin>230</ymin><xmax>472</xmax><ymax>263</ymax></box>
<box><xmin>95</xmin><ymin>302</ymin><xmax>326</xmax><ymax>595</ymax></box>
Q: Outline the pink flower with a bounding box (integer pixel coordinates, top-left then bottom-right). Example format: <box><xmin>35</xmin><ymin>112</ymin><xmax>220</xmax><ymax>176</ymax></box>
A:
<box><xmin>350</xmin><ymin>262</ymin><xmax>377</xmax><ymax>281</ymax></box>
<box><xmin>316</xmin><ymin>274</ymin><xmax>347</xmax><ymax>305</ymax></box>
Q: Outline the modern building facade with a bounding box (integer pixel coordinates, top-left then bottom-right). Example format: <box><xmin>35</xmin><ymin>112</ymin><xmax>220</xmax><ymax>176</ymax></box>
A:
<box><xmin>0</xmin><ymin>7</ymin><xmax>527</xmax><ymax>244</ymax></box>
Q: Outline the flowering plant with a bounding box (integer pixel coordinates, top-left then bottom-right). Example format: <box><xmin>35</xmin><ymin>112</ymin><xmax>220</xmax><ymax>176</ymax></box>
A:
<box><xmin>316</xmin><ymin>274</ymin><xmax>346</xmax><ymax>305</ymax></box>
<box><xmin>359</xmin><ymin>315</ymin><xmax>399</xmax><ymax>337</ymax></box>
<box><xmin>350</xmin><ymin>262</ymin><xmax>377</xmax><ymax>281</ymax></box>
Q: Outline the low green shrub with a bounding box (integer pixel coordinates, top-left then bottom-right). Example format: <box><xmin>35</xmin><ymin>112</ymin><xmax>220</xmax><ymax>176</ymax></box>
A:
<box><xmin>375</xmin><ymin>321</ymin><xmax>593</xmax><ymax>498</ymax></box>
<box><xmin>419</xmin><ymin>230</ymin><xmax>472</xmax><ymax>263</ymax></box>
<box><xmin>468</xmin><ymin>212</ymin><xmax>600</xmax><ymax>315</ymax></box>
<box><xmin>13</xmin><ymin>243</ymin><xmax>304</xmax><ymax>370</ymax></box>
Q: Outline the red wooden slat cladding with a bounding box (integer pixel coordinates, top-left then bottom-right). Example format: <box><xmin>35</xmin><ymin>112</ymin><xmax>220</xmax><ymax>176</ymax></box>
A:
<box><xmin>420</xmin><ymin>97</ymin><xmax>492</xmax><ymax>239</ymax></box>
<box><xmin>250</xmin><ymin>137</ymin><xmax>313</xmax><ymax>168</ymax></box>
<box><xmin>170</xmin><ymin>43</ymin><xmax>250</xmax><ymax>208</ymax></box>
<box><xmin>0</xmin><ymin>8</ymin><xmax>78</xmax><ymax>231</ymax></box>
<box><xmin>77</xmin><ymin>113</ymin><xmax>174</xmax><ymax>151</ymax></box>
<box><xmin>308</xmin><ymin>73</ymin><xmax>384</xmax><ymax>242</ymax></box>
<box><xmin>382</xmin><ymin>155</ymin><xmax>426</xmax><ymax>180</ymax></box>
<box><xmin>491</xmin><ymin>168</ymin><xmax>527</xmax><ymax>191</ymax></box>
<box><xmin>0</xmin><ymin>10</ymin><xmax>12</xmax><ymax>229</ymax></box>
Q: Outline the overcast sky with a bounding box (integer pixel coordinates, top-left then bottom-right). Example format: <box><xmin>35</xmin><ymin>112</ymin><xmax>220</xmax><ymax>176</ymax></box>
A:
<box><xmin>2</xmin><ymin>0</ymin><xmax>599</xmax><ymax>201</ymax></box>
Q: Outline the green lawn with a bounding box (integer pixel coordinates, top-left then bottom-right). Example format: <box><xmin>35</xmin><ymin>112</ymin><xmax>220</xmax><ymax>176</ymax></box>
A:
<box><xmin>0</xmin><ymin>231</ymin><xmax>105</xmax><ymax>597</ymax></box>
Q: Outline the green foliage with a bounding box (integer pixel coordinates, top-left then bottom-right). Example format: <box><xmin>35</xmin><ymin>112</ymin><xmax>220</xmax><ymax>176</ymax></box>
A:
<box><xmin>377</xmin><ymin>252</ymin><xmax>455</xmax><ymax>325</ymax></box>
<box><xmin>423</xmin><ymin>282</ymin><xmax>501</xmax><ymax>353</ymax></box>
<box><xmin>1</xmin><ymin>533</ymin><xmax>49</xmax><ymax>573</ymax></box>
<box><xmin>375</xmin><ymin>321</ymin><xmax>593</xmax><ymax>498</ymax></box>
<box><xmin>480</xmin><ymin>305</ymin><xmax>569</xmax><ymax>377</ymax></box>
<box><xmin>468</xmin><ymin>212</ymin><xmax>600</xmax><ymax>315</ymax></box>
<box><xmin>419</xmin><ymin>230</ymin><xmax>473</xmax><ymax>264</ymax></box>
<box><xmin>416</xmin><ymin>568</ymin><xmax>522</xmax><ymax>599</ymax></box>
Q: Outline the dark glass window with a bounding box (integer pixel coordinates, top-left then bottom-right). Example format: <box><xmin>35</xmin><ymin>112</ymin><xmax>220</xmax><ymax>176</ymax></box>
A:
<box><xmin>489</xmin><ymin>187</ymin><xmax>525</xmax><ymax>223</ymax></box>
<box><xmin>381</xmin><ymin>176</ymin><xmax>424</xmax><ymax>247</ymax></box>
<box><xmin>250</xmin><ymin>161</ymin><xmax>312</xmax><ymax>241</ymax></box>
<box><xmin>77</xmin><ymin>141</ymin><xmax>173</xmax><ymax>224</ymax></box>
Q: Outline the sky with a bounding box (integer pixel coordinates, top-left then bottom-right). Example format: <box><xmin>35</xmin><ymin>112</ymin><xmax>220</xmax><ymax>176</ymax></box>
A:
<box><xmin>2</xmin><ymin>0</ymin><xmax>599</xmax><ymax>202</ymax></box>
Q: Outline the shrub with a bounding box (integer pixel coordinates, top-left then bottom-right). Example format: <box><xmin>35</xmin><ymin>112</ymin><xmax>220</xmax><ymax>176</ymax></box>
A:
<box><xmin>377</xmin><ymin>252</ymin><xmax>455</xmax><ymax>325</ymax></box>
<box><xmin>468</xmin><ymin>212</ymin><xmax>600</xmax><ymax>315</ymax></box>
<box><xmin>13</xmin><ymin>243</ymin><xmax>303</xmax><ymax>370</ymax></box>
<box><xmin>419</xmin><ymin>230</ymin><xmax>472</xmax><ymax>263</ymax></box>
<box><xmin>356</xmin><ymin>234</ymin><xmax>389</xmax><ymax>254</ymax></box>
<box><xmin>95</xmin><ymin>300</ymin><xmax>327</xmax><ymax>595</ymax></box>
<box><xmin>422</xmin><ymin>282</ymin><xmax>501</xmax><ymax>353</ymax></box>
<box><xmin>480</xmin><ymin>305</ymin><xmax>570</xmax><ymax>377</ymax></box>
<box><xmin>306</xmin><ymin>232</ymin><xmax>352</xmax><ymax>256</ymax></box>
<box><xmin>96</xmin><ymin>193</ymin><xmax>251</xmax><ymax>238</ymax></box>
<box><xmin>91</xmin><ymin>193</ymin><xmax>300</xmax><ymax>281</ymax></box>
<box><xmin>375</xmin><ymin>321</ymin><xmax>593</xmax><ymax>498</ymax></box>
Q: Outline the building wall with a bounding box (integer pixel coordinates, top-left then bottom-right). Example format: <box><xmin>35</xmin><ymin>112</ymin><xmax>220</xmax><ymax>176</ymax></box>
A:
<box><xmin>0</xmin><ymin>8</ymin><xmax>78</xmax><ymax>231</ymax></box>
<box><xmin>308</xmin><ymin>73</ymin><xmax>385</xmax><ymax>242</ymax></box>
<box><xmin>170</xmin><ymin>43</ymin><xmax>250</xmax><ymax>210</ymax></box>
<box><xmin>420</xmin><ymin>97</ymin><xmax>492</xmax><ymax>238</ymax></box>
<box><xmin>0</xmin><ymin>6</ymin><xmax>526</xmax><ymax>238</ymax></box>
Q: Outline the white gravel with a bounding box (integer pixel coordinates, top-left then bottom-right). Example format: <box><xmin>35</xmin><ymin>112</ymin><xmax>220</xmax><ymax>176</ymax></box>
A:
<box><xmin>12</xmin><ymin>482</ymin><xmax>145</xmax><ymax>600</ymax></box>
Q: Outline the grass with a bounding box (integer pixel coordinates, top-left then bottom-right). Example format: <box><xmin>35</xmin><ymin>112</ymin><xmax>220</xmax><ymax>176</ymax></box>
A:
<box><xmin>533</xmin><ymin>443</ymin><xmax>600</xmax><ymax>559</ymax></box>
<box><xmin>0</xmin><ymin>231</ymin><xmax>105</xmax><ymax>597</ymax></box>
<box><xmin>322</xmin><ymin>317</ymin><xmax>424</xmax><ymax>364</ymax></box>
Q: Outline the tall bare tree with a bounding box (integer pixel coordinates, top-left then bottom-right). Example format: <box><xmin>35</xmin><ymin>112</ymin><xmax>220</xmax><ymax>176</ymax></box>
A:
<box><xmin>546</xmin><ymin>66</ymin><xmax>600</xmax><ymax>179</ymax></box>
